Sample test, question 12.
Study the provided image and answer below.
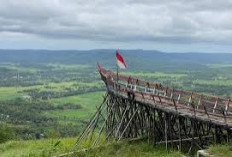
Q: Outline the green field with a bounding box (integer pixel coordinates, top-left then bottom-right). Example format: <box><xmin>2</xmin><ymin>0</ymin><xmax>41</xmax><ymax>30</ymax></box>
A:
<box><xmin>207</xmin><ymin>64</ymin><xmax>232</xmax><ymax>68</ymax></box>
<box><xmin>0</xmin><ymin>87</ymin><xmax>20</xmax><ymax>101</ymax></box>
<box><xmin>44</xmin><ymin>91</ymin><xmax>105</xmax><ymax>122</ymax></box>
<box><xmin>194</xmin><ymin>79</ymin><xmax>232</xmax><ymax>87</ymax></box>
<box><xmin>0</xmin><ymin>81</ymin><xmax>103</xmax><ymax>101</ymax></box>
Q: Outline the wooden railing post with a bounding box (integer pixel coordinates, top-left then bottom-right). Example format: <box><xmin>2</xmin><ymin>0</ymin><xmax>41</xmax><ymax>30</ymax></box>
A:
<box><xmin>213</xmin><ymin>97</ymin><xmax>218</xmax><ymax>113</ymax></box>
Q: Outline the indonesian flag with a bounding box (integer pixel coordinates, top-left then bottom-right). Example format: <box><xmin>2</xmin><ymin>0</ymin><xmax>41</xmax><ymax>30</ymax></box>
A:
<box><xmin>116</xmin><ymin>51</ymin><xmax>127</xmax><ymax>69</ymax></box>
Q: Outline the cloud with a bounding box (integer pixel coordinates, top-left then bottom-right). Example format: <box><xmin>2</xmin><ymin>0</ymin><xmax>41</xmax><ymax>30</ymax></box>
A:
<box><xmin>0</xmin><ymin>0</ymin><xmax>232</xmax><ymax>45</ymax></box>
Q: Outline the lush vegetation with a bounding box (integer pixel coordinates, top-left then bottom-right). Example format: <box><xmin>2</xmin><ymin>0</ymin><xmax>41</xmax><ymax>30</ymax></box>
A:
<box><xmin>0</xmin><ymin>137</ymin><xmax>183</xmax><ymax>157</ymax></box>
<box><xmin>208</xmin><ymin>142</ymin><xmax>232</xmax><ymax>157</ymax></box>
<box><xmin>73</xmin><ymin>141</ymin><xmax>183</xmax><ymax>157</ymax></box>
<box><xmin>0</xmin><ymin>49</ymin><xmax>232</xmax><ymax>156</ymax></box>
<box><xmin>0</xmin><ymin>137</ymin><xmax>76</xmax><ymax>157</ymax></box>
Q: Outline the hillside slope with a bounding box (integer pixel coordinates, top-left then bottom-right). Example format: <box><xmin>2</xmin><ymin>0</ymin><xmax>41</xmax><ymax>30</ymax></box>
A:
<box><xmin>0</xmin><ymin>138</ymin><xmax>183</xmax><ymax>157</ymax></box>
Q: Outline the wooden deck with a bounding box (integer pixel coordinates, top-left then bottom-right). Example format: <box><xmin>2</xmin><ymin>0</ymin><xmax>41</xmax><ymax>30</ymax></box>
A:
<box><xmin>98</xmin><ymin>65</ymin><xmax>232</xmax><ymax>129</ymax></box>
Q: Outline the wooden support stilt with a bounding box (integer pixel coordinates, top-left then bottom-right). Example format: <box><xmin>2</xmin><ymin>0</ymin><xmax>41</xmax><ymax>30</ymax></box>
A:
<box><xmin>72</xmin><ymin>94</ymin><xmax>108</xmax><ymax>151</ymax></box>
<box><xmin>92</xmin><ymin>100</ymin><xmax>117</xmax><ymax>147</ymax></box>
<box><xmin>118</xmin><ymin>108</ymin><xmax>139</xmax><ymax>141</ymax></box>
<box><xmin>115</xmin><ymin>105</ymin><xmax>130</xmax><ymax>138</ymax></box>
<box><xmin>165</xmin><ymin>113</ymin><xmax>168</xmax><ymax>150</ymax></box>
<box><xmin>178</xmin><ymin>116</ymin><xmax>182</xmax><ymax>151</ymax></box>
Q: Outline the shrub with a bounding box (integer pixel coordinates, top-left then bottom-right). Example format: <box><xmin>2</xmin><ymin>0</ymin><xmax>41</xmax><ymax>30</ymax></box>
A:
<box><xmin>0</xmin><ymin>124</ymin><xmax>14</xmax><ymax>143</ymax></box>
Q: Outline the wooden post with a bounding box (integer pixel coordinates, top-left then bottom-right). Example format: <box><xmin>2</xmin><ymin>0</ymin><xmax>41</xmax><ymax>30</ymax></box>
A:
<box><xmin>165</xmin><ymin>113</ymin><xmax>168</xmax><ymax>150</ymax></box>
<box><xmin>118</xmin><ymin>108</ymin><xmax>139</xmax><ymax>141</ymax></box>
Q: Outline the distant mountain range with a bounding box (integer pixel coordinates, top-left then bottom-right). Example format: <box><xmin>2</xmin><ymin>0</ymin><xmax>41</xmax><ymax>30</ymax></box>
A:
<box><xmin>0</xmin><ymin>49</ymin><xmax>232</xmax><ymax>72</ymax></box>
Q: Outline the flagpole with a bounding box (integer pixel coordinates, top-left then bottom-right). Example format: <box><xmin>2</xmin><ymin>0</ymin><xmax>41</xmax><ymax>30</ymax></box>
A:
<box><xmin>117</xmin><ymin>64</ymin><xmax>119</xmax><ymax>83</ymax></box>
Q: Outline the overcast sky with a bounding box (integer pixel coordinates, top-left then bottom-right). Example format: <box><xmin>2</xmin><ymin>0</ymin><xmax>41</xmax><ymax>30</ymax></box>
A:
<box><xmin>0</xmin><ymin>0</ymin><xmax>232</xmax><ymax>52</ymax></box>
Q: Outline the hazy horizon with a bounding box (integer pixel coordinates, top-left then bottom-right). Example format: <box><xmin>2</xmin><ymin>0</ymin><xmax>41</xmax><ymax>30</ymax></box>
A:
<box><xmin>0</xmin><ymin>48</ymin><xmax>232</xmax><ymax>54</ymax></box>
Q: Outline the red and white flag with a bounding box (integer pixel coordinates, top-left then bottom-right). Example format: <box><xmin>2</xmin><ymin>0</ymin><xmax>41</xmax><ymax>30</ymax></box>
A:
<box><xmin>116</xmin><ymin>51</ymin><xmax>127</xmax><ymax>69</ymax></box>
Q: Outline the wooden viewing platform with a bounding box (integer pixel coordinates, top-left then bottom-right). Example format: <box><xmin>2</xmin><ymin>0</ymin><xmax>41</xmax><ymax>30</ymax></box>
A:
<box><xmin>98</xmin><ymin>65</ymin><xmax>232</xmax><ymax>129</ymax></box>
<box><xmin>72</xmin><ymin>65</ymin><xmax>232</xmax><ymax>153</ymax></box>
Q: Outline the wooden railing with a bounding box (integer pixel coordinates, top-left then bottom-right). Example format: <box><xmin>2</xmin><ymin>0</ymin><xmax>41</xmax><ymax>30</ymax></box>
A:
<box><xmin>98</xmin><ymin>65</ymin><xmax>232</xmax><ymax>124</ymax></box>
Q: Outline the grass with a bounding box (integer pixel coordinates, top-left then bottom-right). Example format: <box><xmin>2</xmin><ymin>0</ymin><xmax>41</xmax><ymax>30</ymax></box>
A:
<box><xmin>75</xmin><ymin>142</ymin><xmax>183</xmax><ymax>157</ymax></box>
<box><xmin>208</xmin><ymin>142</ymin><xmax>232</xmax><ymax>157</ymax></box>
<box><xmin>0</xmin><ymin>138</ymin><xmax>183</xmax><ymax>157</ymax></box>
<box><xmin>0</xmin><ymin>137</ymin><xmax>76</xmax><ymax>157</ymax></box>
